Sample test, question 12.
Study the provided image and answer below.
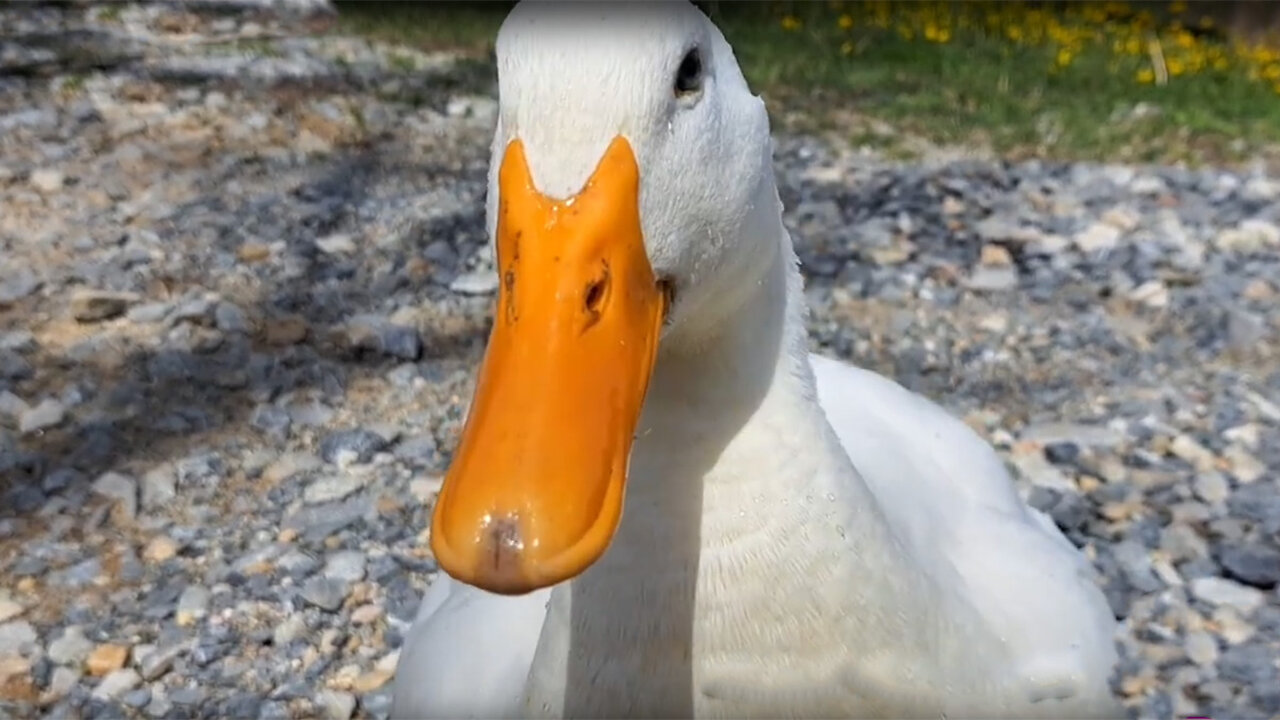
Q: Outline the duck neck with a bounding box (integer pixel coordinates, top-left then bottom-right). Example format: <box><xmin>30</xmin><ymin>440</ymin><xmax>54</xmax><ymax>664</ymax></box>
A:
<box><xmin>633</xmin><ymin>196</ymin><xmax>833</xmax><ymax>509</ymax></box>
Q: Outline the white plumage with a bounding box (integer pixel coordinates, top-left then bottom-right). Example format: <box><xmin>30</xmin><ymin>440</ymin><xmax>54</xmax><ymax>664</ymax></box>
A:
<box><xmin>391</xmin><ymin>2</ymin><xmax>1122</xmax><ymax>717</ymax></box>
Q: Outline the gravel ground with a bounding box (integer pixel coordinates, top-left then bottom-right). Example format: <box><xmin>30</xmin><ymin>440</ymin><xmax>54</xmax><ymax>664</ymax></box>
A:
<box><xmin>1</xmin><ymin>2</ymin><xmax>1278</xmax><ymax>719</ymax></box>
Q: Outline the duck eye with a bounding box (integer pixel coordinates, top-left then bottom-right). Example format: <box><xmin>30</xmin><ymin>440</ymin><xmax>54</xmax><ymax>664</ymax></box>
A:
<box><xmin>674</xmin><ymin>48</ymin><xmax>703</xmax><ymax>97</ymax></box>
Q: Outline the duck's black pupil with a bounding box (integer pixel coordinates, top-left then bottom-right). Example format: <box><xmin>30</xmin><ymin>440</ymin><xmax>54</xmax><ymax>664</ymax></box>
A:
<box><xmin>675</xmin><ymin>49</ymin><xmax>702</xmax><ymax>95</ymax></box>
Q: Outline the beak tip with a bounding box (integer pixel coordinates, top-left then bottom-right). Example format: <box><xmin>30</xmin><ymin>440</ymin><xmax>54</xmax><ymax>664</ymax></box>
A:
<box><xmin>431</xmin><ymin>510</ymin><xmax>544</xmax><ymax>595</ymax></box>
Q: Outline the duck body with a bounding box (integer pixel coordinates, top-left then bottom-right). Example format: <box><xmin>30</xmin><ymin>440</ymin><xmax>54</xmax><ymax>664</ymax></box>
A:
<box><xmin>393</xmin><ymin>258</ymin><xmax>1120</xmax><ymax>719</ymax></box>
<box><xmin>391</xmin><ymin>2</ymin><xmax>1121</xmax><ymax>717</ymax></box>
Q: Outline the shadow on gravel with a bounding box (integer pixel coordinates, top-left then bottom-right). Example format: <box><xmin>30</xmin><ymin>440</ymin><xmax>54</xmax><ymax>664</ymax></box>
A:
<box><xmin>1</xmin><ymin>81</ymin><xmax>499</xmax><ymax>520</ymax></box>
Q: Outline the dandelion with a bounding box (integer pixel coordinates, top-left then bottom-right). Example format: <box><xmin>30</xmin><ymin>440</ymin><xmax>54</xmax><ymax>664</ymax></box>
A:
<box><xmin>780</xmin><ymin>15</ymin><xmax>801</xmax><ymax>31</ymax></box>
<box><xmin>1136</xmin><ymin>68</ymin><xmax>1155</xmax><ymax>83</ymax></box>
<box><xmin>1056</xmin><ymin>47</ymin><xmax>1074</xmax><ymax>67</ymax></box>
<box><xmin>838</xmin><ymin>14</ymin><xmax>853</xmax><ymax>30</ymax></box>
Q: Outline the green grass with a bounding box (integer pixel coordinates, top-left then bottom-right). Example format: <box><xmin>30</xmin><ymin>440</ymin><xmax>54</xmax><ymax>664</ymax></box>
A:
<box><xmin>332</xmin><ymin>1</ymin><xmax>1280</xmax><ymax>165</ymax></box>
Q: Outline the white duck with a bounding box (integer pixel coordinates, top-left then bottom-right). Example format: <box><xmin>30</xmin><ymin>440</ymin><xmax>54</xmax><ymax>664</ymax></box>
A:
<box><xmin>391</xmin><ymin>2</ymin><xmax>1122</xmax><ymax>718</ymax></box>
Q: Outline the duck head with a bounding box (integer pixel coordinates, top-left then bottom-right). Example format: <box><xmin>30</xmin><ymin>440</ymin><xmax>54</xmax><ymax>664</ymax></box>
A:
<box><xmin>430</xmin><ymin>0</ymin><xmax>780</xmax><ymax>594</ymax></box>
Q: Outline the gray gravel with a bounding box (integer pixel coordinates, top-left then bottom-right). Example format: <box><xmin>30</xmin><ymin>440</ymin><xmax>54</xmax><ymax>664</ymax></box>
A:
<box><xmin>1</xmin><ymin>2</ymin><xmax>1279</xmax><ymax>719</ymax></box>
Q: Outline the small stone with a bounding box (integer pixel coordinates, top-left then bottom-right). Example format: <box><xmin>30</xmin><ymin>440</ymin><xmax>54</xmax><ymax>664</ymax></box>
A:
<box><xmin>1100</xmin><ymin>206</ymin><xmax>1141</xmax><ymax>232</ymax></box>
<box><xmin>262</xmin><ymin>452</ymin><xmax>322</xmax><ymax>485</ymax></box>
<box><xmin>0</xmin><ymin>654</ymin><xmax>31</xmax><ymax>691</ymax></box>
<box><xmin>237</xmin><ymin>243</ymin><xmax>272</xmax><ymax>263</ymax></box>
<box><xmin>273</xmin><ymin>615</ymin><xmax>307</xmax><ymax>646</ymax></box>
<box><xmin>137</xmin><ymin>645</ymin><xmax>183</xmax><ymax>681</ymax></box>
<box><xmin>19</xmin><ymin>398</ymin><xmax>65</xmax><ymax>433</ymax></box>
<box><xmin>1223</xmin><ymin>444</ymin><xmax>1265</xmax><ymax>484</ymax></box>
<box><xmin>264</xmin><ymin>315</ymin><xmax>308</xmax><ymax>346</ymax></box>
<box><xmin>1215</xmin><ymin>219</ymin><xmax>1280</xmax><ymax>251</ymax></box>
<box><xmin>92</xmin><ymin>471</ymin><xmax>138</xmax><ymax>522</ymax></box>
<box><xmin>213</xmin><ymin>302</ymin><xmax>250</xmax><ymax>333</ymax></box>
<box><xmin>1073</xmin><ymin>222</ymin><xmax>1122</xmax><ymax>253</ymax></box>
<box><xmin>305</xmin><ymin>474</ymin><xmax>367</xmax><ymax>505</ymax></box>
<box><xmin>319</xmin><ymin>429</ymin><xmax>388</xmax><ymax>465</ymax></box>
<box><xmin>301</xmin><ymin>577</ymin><xmax>349</xmax><ymax>612</ymax></box>
<box><xmin>0</xmin><ymin>621</ymin><xmax>36</xmax><ymax>655</ymax></box>
<box><xmin>1219</xmin><ymin>544</ymin><xmax>1280</xmax><ymax>589</ymax></box>
<box><xmin>323</xmin><ymin>551</ymin><xmax>366</xmax><ymax>584</ymax></box>
<box><xmin>316</xmin><ymin>689</ymin><xmax>356</xmax><ymax>719</ymax></box>
<box><xmin>142</xmin><ymin>536</ymin><xmax>179</xmax><ymax>564</ymax></box>
<box><xmin>316</xmin><ymin>233</ymin><xmax>357</xmax><ymax>255</ymax></box>
<box><xmin>70</xmin><ymin>289</ymin><xmax>139</xmax><ymax>322</ymax></box>
<box><xmin>1184</xmin><ymin>630</ymin><xmax>1219</xmax><ymax>665</ymax></box>
<box><xmin>92</xmin><ymin>668</ymin><xmax>140</xmax><ymax>700</ymax></box>
<box><xmin>350</xmin><ymin>604</ymin><xmax>383</xmax><ymax>626</ymax></box>
<box><xmin>1112</xmin><ymin>540</ymin><xmax>1161</xmax><ymax>593</ymax></box>
<box><xmin>964</xmin><ymin>266</ymin><xmax>1017</xmax><ymax>292</ymax></box>
<box><xmin>47</xmin><ymin>627</ymin><xmax>92</xmax><ymax>666</ymax></box>
<box><xmin>0</xmin><ymin>391</ymin><xmax>29</xmax><ymax>421</ymax></box>
<box><xmin>122</xmin><ymin>686</ymin><xmax>152</xmax><ymax>708</ymax></box>
<box><xmin>979</xmin><ymin>244</ymin><xmax>1012</xmax><ymax>266</ymax></box>
<box><xmin>1020</xmin><ymin>422</ymin><xmax>1126</xmax><ymax>448</ymax></box>
<box><xmin>141</xmin><ymin>465</ymin><xmax>177</xmax><ymax>510</ymax></box>
<box><xmin>168</xmin><ymin>685</ymin><xmax>205</xmax><ymax>707</ymax></box>
<box><xmin>1011</xmin><ymin>453</ymin><xmax>1073</xmax><ymax>491</ymax></box>
<box><xmin>1217</xmin><ymin>642</ymin><xmax>1276</xmax><ymax>685</ymax></box>
<box><xmin>175</xmin><ymin>585</ymin><xmax>210</xmax><ymax>626</ymax></box>
<box><xmin>45</xmin><ymin>666</ymin><xmax>80</xmax><ymax>699</ymax></box>
<box><xmin>978</xmin><ymin>313</ymin><xmax>1008</xmax><ymax>333</ymax></box>
<box><xmin>1242</xmin><ymin>278</ymin><xmax>1275</xmax><ymax>301</ymax></box>
<box><xmin>29</xmin><ymin>168</ymin><xmax>64</xmax><ymax>193</ymax></box>
<box><xmin>250</xmin><ymin>404</ymin><xmax>292</xmax><ymax>440</ymax></box>
<box><xmin>86</xmin><ymin>645</ymin><xmax>129</xmax><ymax>676</ymax></box>
<box><xmin>0</xmin><ymin>596</ymin><xmax>23</xmax><ymax>624</ymax></box>
<box><xmin>1128</xmin><ymin>280</ymin><xmax>1168</xmax><ymax>309</ymax></box>
<box><xmin>449</xmin><ymin>270</ymin><xmax>499</xmax><ymax>295</ymax></box>
<box><xmin>1171</xmin><ymin>434</ymin><xmax>1216</xmax><ymax>471</ymax></box>
<box><xmin>1193</xmin><ymin>472</ymin><xmax>1230</xmax><ymax>505</ymax></box>
<box><xmin>1190</xmin><ymin>576</ymin><xmax>1265</xmax><ymax>614</ymax></box>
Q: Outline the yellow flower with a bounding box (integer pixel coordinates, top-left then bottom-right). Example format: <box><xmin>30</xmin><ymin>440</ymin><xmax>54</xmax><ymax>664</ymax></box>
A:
<box><xmin>781</xmin><ymin>15</ymin><xmax>801</xmax><ymax>31</ymax></box>
<box><xmin>1136</xmin><ymin>68</ymin><xmax>1155</xmax><ymax>83</ymax></box>
<box><xmin>1263</xmin><ymin>64</ymin><xmax>1280</xmax><ymax>81</ymax></box>
<box><xmin>1169</xmin><ymin>0</ymin><xmax>1187</xmax><ymax>14</ymax></box>
<box><xmin>841</xmin><ymin>40</ymin><xmax>854</xmax><ymax>56</ymax></box>
<box><xmin>1056</xmin><ymin>48</ymin><xmax>1074</xmax><ymax>67</ymax></box>
<box><xmin>838</xmin><ymin>14</ymin><xmax>853</xmax><ymax>30</ymax></box>
<box><xmin>1167</xmin><ymin>57</ymin><xmax>1185</xmax><ymax>76</ymax></box>
<box><xmin>1198</xmin><ymin>15</ymin><xmax>1214</xmax><ymax>29</ymax></box>
<box><xmin>1213</xmin><ymin>57</ymin><xmax>1229</xmax><ymax>71</ymax></box>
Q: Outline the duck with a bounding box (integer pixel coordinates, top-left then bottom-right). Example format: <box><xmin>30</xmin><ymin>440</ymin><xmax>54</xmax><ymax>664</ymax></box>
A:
<box><xmin>390</xmin><ymin>2</ymin><xmax>1122</xmax><ymax>718</ymax></box>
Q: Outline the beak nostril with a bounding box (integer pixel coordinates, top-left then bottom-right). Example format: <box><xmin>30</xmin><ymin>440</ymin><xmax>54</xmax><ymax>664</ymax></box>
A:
<box><xmin>585</xmin><ymin>279</ymin><xmax>607</xmax><ymax>312</ymax></box>
<box><xmin>583</xmin><ymin>263</ymin><xmax>611</xmax><ymax>326</ymax></box>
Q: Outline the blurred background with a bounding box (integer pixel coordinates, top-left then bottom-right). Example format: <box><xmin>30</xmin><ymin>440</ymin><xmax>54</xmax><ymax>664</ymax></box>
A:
<box><xmin>338</xmin><ymin>0</ymin><xmax>1280</xmax><ymax>165</ymax></box>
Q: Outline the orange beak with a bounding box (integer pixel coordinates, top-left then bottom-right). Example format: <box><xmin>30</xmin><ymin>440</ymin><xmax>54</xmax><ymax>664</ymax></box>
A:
<box><xmin>429</xmin><ymin>135</ymin><xmax>667</xmax><ymax>595</ymax></box>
